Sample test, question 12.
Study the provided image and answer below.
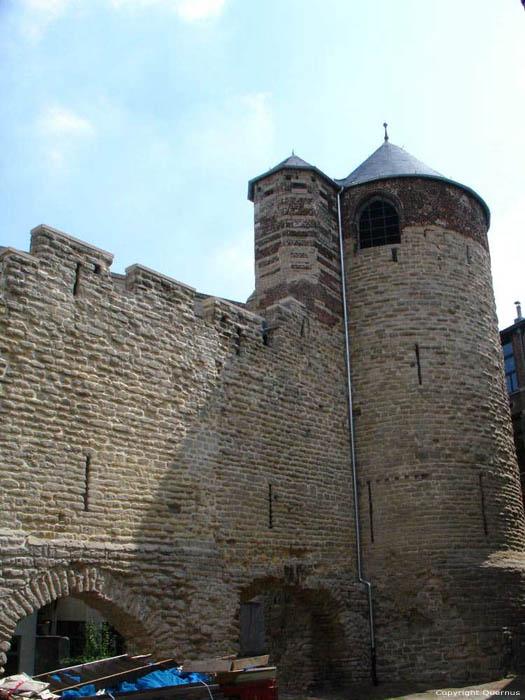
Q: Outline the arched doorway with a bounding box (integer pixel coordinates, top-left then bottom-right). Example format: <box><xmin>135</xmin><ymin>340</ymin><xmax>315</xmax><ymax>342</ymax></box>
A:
<box><xmin>5</xmin><ymin>598</ymin><xmax>124</xmax><ymax>676</ymax></box>
<box><xmin>240</xmin><ymin>578</ymin><xmax>352</xmax><ymax>693</ymax></box>
<box><xmin>0</xmin><ymin>567</ymin><xmax>171</xmax><ymax>676</ymax></box>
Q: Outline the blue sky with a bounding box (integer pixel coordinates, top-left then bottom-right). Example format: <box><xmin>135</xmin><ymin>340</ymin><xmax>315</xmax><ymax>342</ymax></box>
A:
<box><xmin>1</xmin><ymin>0</ymin><xmax>524</xmax><ymax>327</ymax></box>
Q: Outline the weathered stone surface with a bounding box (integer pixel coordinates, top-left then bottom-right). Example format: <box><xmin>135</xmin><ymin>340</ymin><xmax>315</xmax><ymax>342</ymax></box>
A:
<box><xmin>0</xmin><ymin>225</ymin><xmax>364</xmax><ymax>687</ymax></box>
<box><xmin>1</xmin><ymin>156</ymin><xmax>524</xmax><ymax>691</ymax></box>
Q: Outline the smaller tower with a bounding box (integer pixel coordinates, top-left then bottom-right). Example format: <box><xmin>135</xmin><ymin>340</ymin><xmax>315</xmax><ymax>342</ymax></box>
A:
<box><xmin>248</xmin><ymin>155</ymin><xmax>340</xmax><ymax>324</ymax></box>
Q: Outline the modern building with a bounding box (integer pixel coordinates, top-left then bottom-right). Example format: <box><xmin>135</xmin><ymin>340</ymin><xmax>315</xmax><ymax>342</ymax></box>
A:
<box><xmin>501</xmin><ymin>302</ymin><xmax>525</xmax><ymax>493</ymax></box>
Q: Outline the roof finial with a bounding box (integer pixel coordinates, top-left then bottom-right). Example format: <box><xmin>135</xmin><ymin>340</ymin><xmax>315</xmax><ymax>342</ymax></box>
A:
<box><xmin>292</xmin><ymin>148</ymin><xmax>295</xmax><ymax>156</ymax></box>
<box><xmin>383</xmin><ymin>122</ymin><xmax>389</xmax><ymax>142</ymax></box>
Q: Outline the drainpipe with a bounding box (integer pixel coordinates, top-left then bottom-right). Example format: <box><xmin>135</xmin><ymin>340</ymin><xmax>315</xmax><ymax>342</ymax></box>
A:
<box><xmin>336</xmin><ymin>188</ymin><xmax>377</xmax><ymax>686</ymax></box>
<box><xmin>515</xmin><ymin>303</ymin><xmax>525</xmax><ymax>386</ymax></box>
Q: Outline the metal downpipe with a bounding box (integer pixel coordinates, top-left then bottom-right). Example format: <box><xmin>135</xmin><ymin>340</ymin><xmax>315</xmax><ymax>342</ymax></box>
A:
<box><xmin>336</xmin><ymin>188</ymin><xmax>377</xmax><ymax>686</ymax></box>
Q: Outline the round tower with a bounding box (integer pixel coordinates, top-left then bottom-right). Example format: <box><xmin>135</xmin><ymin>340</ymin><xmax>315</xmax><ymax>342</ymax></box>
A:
<box><xmin>339</xmin><ymin>137</ymin><xmax>525</xmax><ymax>681</ymax></box>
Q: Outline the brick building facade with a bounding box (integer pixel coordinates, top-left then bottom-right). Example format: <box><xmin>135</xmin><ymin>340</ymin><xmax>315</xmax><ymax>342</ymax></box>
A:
<box><xmin>1</xmin><ymin>136</ymin><xmax>525</xmax><ymax>689</ymax></box>
<box><xmin>501</xmin><ymin>304</ymin><xmax>525</xmax><ymax>494</ymax></box>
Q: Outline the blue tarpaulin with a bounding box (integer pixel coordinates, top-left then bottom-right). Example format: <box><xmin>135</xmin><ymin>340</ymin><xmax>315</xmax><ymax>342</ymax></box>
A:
<box><xmin>61</xmin><ymin>668</ymin><xmax>211</xmax><ymax>699</ymax></box>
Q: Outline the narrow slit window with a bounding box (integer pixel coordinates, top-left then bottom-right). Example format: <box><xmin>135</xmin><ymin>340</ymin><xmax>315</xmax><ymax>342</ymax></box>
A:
<box><xmin>367</xmin><ymin>480</ymin><xmax>375</xmax><ymax>543</ymax></box>
<box><xmin>359</xmin><ymin>199</ymin><xmax>400</xmax><ymax>249</ymax></box>
<box><xmin>479</xmin><ymin>473</ymin><xmax>488</xmax><ymax>536</ymax></box>
<box><xmin>235</xmin><ymin>327</ymin><xmax>242</xmax><ymax>355</ymax></box>
<box><xmin>415</xmin><ymin>343</ymin><xmax>423</xmax><ymax>385</ymax></box>
<box><xmin>261</xmin><ymin>320</ymin><xmax>271</xmax><ymax>346</ymax></box>
<box><xmin>83</xmin><ymin>455</ymin><xmax>91</xmax><ymax>511</ymax></box>
<box><xmin>73</xmin><ymin>262</ymin><xmax>81</xmax><ymax>296</ymax></box>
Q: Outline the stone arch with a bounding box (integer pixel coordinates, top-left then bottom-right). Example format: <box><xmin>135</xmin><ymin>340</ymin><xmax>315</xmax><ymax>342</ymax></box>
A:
<box><xmin>0</xmin><ymin>566</ymin><xmax>172</xmax><ymax>671</ymax></box>
<box><xmin>239</xmin><ymin>576</ymin><xmax>355</xmax><ymax>692</ymax></box>
<box><xmin>352</xmin><ymin>189</ymin><xmax>405</xmax><ymax>224</ymax></box>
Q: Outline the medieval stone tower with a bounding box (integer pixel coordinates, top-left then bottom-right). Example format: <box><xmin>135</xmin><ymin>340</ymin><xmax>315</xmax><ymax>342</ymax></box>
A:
<box><xmin>1</xmin><ymin>134</ymin><xmax>525</xmax><ymax>688</ymax></box>
<box><xmin>247</xmin><ymin>135</ymin><xmax>525</xmax><ymax>682</ymax></box>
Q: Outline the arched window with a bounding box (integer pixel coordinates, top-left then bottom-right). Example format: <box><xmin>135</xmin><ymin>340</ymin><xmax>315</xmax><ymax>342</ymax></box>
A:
<box><xmin>358</xmin><ymin>198</ymin><xmax>400</xmax><ymax>249</ymax></box>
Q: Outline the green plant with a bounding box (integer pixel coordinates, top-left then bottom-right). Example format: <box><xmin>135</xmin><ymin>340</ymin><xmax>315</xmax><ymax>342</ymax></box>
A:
<box><xmin>62</xmin><ymin>620</ymin><xmax>118</xmax><ymax>666</ymax></box>
<box><xmin>84</xmin><ymin>620</ymin><xmax>114</xmax><ymax>661</ymax></box>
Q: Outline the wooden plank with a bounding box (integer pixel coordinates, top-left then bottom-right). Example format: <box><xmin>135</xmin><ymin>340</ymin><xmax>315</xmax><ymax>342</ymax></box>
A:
<box><xmin>183</xmin><ymin>658</ymin><xmax>232</xmax><ymax>673</ymax></box>
<box><xmin>79</xmin><ymin>658</ymin><xmax>139</xmax><ymax>683</ymax></box>
<box><xmin>37</xmin><ymin>656</ymin><xmax>179</xmax><ymax>694</ymax></box>
<box><xmin>77</xmin><ymin>683</ymin><xmax>223</xmax><ymax>700</ymax></box>
<box><xmin>35</xmin><ymin>655</ymin><xmax>128</xmax><ymax>680</ymax></box>
<box><xmin>34</xmin><ymin>655</ymin><xmax>154</xmax><ymax>690</ymax></box>
<box><xmin>231</xmin><ymin>656</ymin><xmax>269</xmax><ymax>671</ymax></box>
<box><xmin>34</xmin><ymin>655</ymin><xmax>125</xmax><ymax>688</ymax></box>
<box><xmin>56</xmin><ymin>658</ymin><xmax>179</xmax><ymax>693</ymax></box>
<box><xmin>216</xmin><ymin>667</ymin><xmax>276</xmax><ymax>685</ymax></box>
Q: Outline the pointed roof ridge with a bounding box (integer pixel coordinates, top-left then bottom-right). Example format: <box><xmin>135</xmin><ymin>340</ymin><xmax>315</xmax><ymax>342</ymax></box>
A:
<box><xmin>248</xmin><ymin>152</ymin><xmax>334</xmax><ymax>201</ymax></box>
<box><xmin>276</xmin><ymin>153</ymin><xmax>313</xmax><ymax>169</ymax></box>
<box><xmin>336</xmin><ymin>141</ymin><xmax>443</xmax><ymax>187</ymax></box>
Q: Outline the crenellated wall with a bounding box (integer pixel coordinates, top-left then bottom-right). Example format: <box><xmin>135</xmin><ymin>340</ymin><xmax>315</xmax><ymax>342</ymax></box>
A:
<box><xmin>0</xmin><ymin>224</ymin><xmax>368</xmax><ymax>687</ymax></box>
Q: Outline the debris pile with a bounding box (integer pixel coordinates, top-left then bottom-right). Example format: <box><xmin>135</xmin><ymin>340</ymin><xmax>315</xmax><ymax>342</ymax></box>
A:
<box><xmin>1</xmin><ymin>654</ymin><xmax>277</xmax><ymax>700</ymax></box>
<box><xmin>0</xmin><ymin>673</ymin><xmax>59</xmax><ymax>700</ymax></box>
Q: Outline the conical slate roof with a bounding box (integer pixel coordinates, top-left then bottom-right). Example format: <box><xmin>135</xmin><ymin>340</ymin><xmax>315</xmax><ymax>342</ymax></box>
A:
<box><xmin>274</xmin><ymin>154</ymin><xmax>313</xmax><ymax>170</ymax></box>
<box><xmin>336</xmin><ymin>141</ymin><xmax>443</xmax><ymax>187</ymax></box>
<box><xmin>335</xmin><ymin>140</ymin><xmax>490</xmax><ymax>224</ymax></box>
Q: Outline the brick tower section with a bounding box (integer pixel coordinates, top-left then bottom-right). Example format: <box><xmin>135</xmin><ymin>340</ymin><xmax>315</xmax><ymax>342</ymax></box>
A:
<box><xmin>249</xmin><ymin>164</ymin><xmax>341</xmax><ymax>325</ymax></box>
<box><xmin>341</xmin><ymin>177</ymin><xmax>525</xmax><ymax>682</ymax></box>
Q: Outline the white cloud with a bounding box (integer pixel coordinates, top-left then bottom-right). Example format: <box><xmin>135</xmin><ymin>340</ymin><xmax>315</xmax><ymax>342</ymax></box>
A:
<box><xmin>37</xmin><ymin>105</ymin><xmax>95</xmax><ymax>172</ymax></box>
<box><xmin>39</xmin><ymin>106</ymin><xmax>94</xmax><ymax>136</ymax></box>
<box><xmin>18</xmin><ymin>0</ymin><xmax>227</xmax><ymax>39</ymax></box>
<box><xmin>175</xmin><ymin>0</ymin><xmax>226</xmax><ymax>20</ymax></box>
<box><xmin>19</xmin><ymin>0</ymin><xmax>76</xmax><ymax>41</ymax></box>
<box><xmin>110</xmin><ymin>0</ymin><xmax>228</xmax><ymax>21</ymax></box>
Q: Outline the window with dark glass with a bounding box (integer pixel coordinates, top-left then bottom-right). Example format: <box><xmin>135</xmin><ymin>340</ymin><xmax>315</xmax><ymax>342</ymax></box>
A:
<box><xmin>503</xmin><ymin>341</ymin><xmax>519</xmax><ymax>393</ymax></box>
<box><xmin>358</xmin><ymin>199</ymin><xmax>400</xmax><ymax>249</ymax></box>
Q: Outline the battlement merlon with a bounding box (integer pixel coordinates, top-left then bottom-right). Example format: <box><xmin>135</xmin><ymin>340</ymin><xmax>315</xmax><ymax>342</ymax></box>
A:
<box><xmin>30</xmin><ymin>224</ymin><xmax>115</xmax><ymax>271</ymax></box>
<box><xmin>18</xmin><ymin>225</ymin><xmax>200</xmax><ymax>307</ymax></box>
<box><xmin>0</xmin><ymin>247</ymin><xmax>38</xmax><ymax>265</ymax></box>
<box><xmin>124</xmin><ymin>263</ymin><xmax>196</xmax><ymax>304</ymax></box>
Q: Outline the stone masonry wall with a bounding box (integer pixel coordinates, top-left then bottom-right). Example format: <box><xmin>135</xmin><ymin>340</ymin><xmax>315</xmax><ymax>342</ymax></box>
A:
<box><xmin>0</xmin><ymin>225</ymin><xmax>369</xmax><ymax>687</ymax></box>
<box><xmin>340</xmin><ymin>178</ymin><xmax>525</xmax><ymax>683</ymax></box>
<box><xmin>2</xmin><ymin>168</ymin><xmax>525</xmax><ymax>689</ymax></box>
